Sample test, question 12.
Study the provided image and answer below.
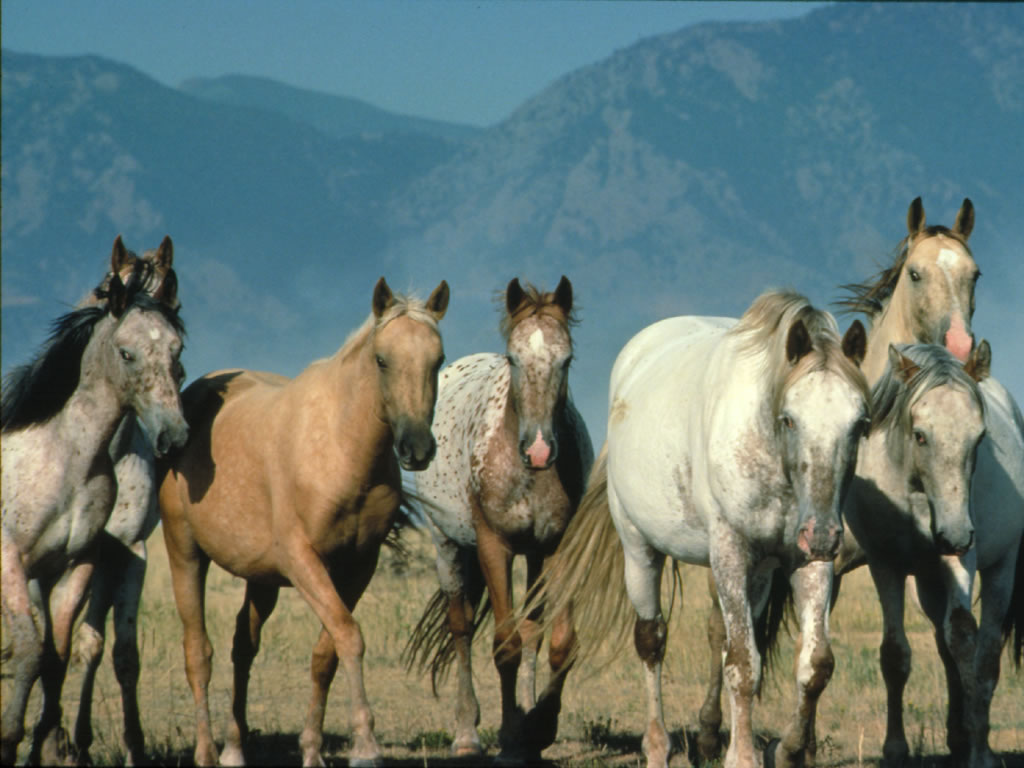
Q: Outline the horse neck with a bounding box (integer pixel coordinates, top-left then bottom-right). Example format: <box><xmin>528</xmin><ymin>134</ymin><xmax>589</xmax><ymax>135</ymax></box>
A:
<box><xmin>862</xmin><ymin>298</ymin><xmax>912</xmax><ymax>386</ymax></box>
<box><xmin>319</xmin><ymin>335</ymin><xmax>395</xmax><ymax>466</ymax></box>
<box><xmin>58</xmin><ymin>321</ymin><xmax>130</xmax><ymax>454</ymax></box>
<box><xmin>855</xmin><ymin>428</ymin><xmax>909</xmax><ymax>513</ymax></box>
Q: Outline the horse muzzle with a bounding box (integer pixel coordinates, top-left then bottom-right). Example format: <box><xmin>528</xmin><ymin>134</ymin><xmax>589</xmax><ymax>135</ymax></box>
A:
<box><xmin>797</xmin><ymin>518</ymin><xmax>843</xmax><ymax>562</ymax></box>
<box><xmin>519</xmin><ymin>428</ymin><xmax>558</xmax><ymax>470</ymax></box>
<box><xmin>395</xmin><ymin>430</ymin><xmax>437</xmax><ymax>472</ymax></box>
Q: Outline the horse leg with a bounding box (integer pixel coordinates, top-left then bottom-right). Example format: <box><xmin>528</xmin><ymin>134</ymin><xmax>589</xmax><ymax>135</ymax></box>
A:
<box><xmin>475</xmin><ymin>523</ymin><xmax>524</xmax><ymax>758</ymax></box>
<box><xmin>221</xmin><ymin>581</ymin><xmax>280</xmax><ymax>766</ymax></box>
<box><xmin>970</xmin><ymin>551</ymin><xmax>1019</xmax><ymax>768</ymax></box>
<box><xmin>698</xmin><ymin>570</ymin><xmax>726</xmax><ymax>763</ymax></box>
<box><xmin>710</xmin><ymin>531</ymin><xmax>760</xmax><ymax>768</ymax></box>
<box><xmin>292</xmin><ymin>545</ymin><xmax>380</xmax><ymax>768</ymax></box>
<box><xmin>1</xmin><ymin>535</ymin><xmax>45</xmax><ymax>765</ymax></box>
<box><xmin>435</xmin><ymin>536</ymin><xmax>484</xmax><ymax>756</ymax></box>
<box><xmin>161</xmin><ymin>518</ymin><xmax>217</xmax><ymax>767</ymax></box>
<box><xmin>915</xmin><ymin>557</ymin><xmax>978</xmax><ymax>768</ymax></box>
<box><xmin>523</xmin><ymin>551</ymin><xmax>578</xmax><ymax>754</ymax></box>
<box><xmin>769</xmin><ymin>561</ymin><xmax>835</xmax><ymax>768</ymax></box>
<box><xmin>30</xmin><ymin>561</ymin><xmax>94</xmax><ymax>765</ymax></box>
<box><xmin>516</xmin><ymin>552</ymin><xmax>544</xmax><ymax>713</ymax></box>
<box><xmin>868</xmin><ymin>562</ymin><xmax>911</xmax><ymax>768</ymax></box>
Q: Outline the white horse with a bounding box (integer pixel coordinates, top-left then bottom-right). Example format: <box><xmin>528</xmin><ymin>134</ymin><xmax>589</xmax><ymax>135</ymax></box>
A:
<box><xmin>525</xmin><ymin>291</ymin><xmax>870</xmax><ymax>768</ymax></box>
<box><xmin>1</xmin><ymin>265</ymin><xmax>188</xmax><ymax>765</ymax></box>
<box><xmin>844</xmin><ymin>341</ymin><xmax>1019</xmax><ymax>768</ymax></box>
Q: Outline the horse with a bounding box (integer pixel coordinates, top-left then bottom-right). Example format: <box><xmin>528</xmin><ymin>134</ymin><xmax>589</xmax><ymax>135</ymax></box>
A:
<box><xmin>48</xmin><ymin>234</ymin><xmax>178</xmax><ymax>765</ymax></box>
<box><xmin>1</xmin><ymin>265</ymin><xmax>188</xmax><ymax>765</ymax></box>
<box><xmin>841</xmin><ymin>341</ymin><xmax>1020</xmax><ymax>768</ymax></box>
<box><xmin>523</xmin><ymin>290</ymin><xmax>870</xmax><ymax>768</ymax></box>
<box><xmin>404</xmin><ymin>276</ymin><xmax>593</xmax><ymax>760</ymax></box>
<box><xmin>157</xmin><ymin>277</ymin><xmax>448</xmax><ymax>767</ymax></box>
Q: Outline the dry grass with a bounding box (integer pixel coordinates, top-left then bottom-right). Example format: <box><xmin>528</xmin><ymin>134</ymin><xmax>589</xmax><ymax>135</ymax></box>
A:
<box><xmin>3</xmin><ymin>527</ymin><xmax>1023</xmax><ymax>766</ymax></box>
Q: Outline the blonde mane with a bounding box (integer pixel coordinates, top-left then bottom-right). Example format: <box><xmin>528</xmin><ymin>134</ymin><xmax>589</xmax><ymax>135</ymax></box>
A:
<box><xmin>729</xmin><ymin>290</ymin><xmax>870</xmax><ymax>419</ymax></box>
<box><xmin>335</xmin><ymin>293</ymin><xmax>442</xmax><ymax>363</ymax></box>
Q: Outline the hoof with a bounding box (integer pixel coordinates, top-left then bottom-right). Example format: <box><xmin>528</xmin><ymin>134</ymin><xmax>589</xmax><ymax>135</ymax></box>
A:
<box><xmin>451</xmin><ymin>736</ymin><xmax>483</xmax><ymax>757</ymax></box>
<box><xmin>348</xmin><ymin>759</ymin><xmax>381</xmax><ymax>768</ymax></box>
<box><xmin>219</xmin><ymin>742</ymin><xmax>246</xmax><ymax>766</ymax></box>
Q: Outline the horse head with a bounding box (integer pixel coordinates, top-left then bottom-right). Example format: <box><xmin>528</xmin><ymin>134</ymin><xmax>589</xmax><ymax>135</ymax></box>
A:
<box><xmin>370</xmin><ymin>277</ymin><xmax>449</xmax><ymax>471</ymax></box>
<box><xmin>502</xmin><ymin>276</ymin><xmax>575</xmax><ymax>470</ymax></box>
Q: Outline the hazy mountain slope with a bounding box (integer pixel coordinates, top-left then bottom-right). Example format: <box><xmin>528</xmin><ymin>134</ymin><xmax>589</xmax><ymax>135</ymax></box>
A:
<box><xmin>3</xmin><ymin>4</ymin><xmax>1022</xmax><ymax>439</ymax></box>
<box><xmin>180</xmin><ymin>74</ymin><xmax>480</xmax><ymax>141</ymax></box>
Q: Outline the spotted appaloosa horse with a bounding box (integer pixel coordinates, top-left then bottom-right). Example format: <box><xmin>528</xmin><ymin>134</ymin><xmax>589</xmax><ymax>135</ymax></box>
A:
<box><xmin>523</xmin><ymin>291</ymin><xmax>869</xmax><ymax>768</ymax></box>
<box><xmin>158</xmin><ymin>277</ymin><xmax>448</xmax><ymax>767</ymax></box>
<box><xmin>405</xmin><ymin>277</ymin><xmax>593</xmax><ymax>761</ymax></box>
<box><xmin>1</xmin><ymin>265</ymin><xmax>187</xmax><ymax>765</ymax></box>
<box><xmin>68</xmin><ymin>235</ymin><xmax>180</xmax><ymax>765</ymax></box>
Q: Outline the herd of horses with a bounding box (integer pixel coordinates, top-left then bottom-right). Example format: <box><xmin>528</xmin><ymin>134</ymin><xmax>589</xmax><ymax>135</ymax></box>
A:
<box><xmin>1</xmin><ymin>197</ymin><xmax>1022</xmax><ymax>768</ymax></box>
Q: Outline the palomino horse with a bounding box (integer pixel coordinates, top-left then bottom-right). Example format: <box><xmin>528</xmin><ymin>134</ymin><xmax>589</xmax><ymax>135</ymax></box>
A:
<box><xmin>64</xmin><ymin>234</ymin><xmax>180</xmax><ymax>765</ymax></box>
<box><xmin>1</xmin><ymin>266</ymin><xmax>188</xmax><ymax>765</ymax></box>
<box><xmin>698</xmin><ymin>197</ymin><xmax>1023</xmax><ymax>768</ymax></box>
<box><xmin>405</xmin><ymin>277</ymin><xmax>593</xmax><ymax>760</ymax></box>
<box><xmin>526</xmin><ymin>291</ymin><xmax>870</xmax><ymax>768</ymax></box>
<box><xmin>158</xmin><ymin>277</ymin><xmax>448</xmax><ymax>767</ymax></box>
<box><xmin>843</xmin><ymin>342</ymin><xmax>1021</xmax><ymax>768</ymax></box>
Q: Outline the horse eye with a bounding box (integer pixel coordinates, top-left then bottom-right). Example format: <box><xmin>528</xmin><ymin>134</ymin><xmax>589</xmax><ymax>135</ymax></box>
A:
<box><xmin>120</xmin><ymin>349</ymin><xmax>135</xmax><ymax>363</ymax></box>
<box><xmin>375</xmin><ymin>355</ymin><xmax>388</xmax><ymax>370</ymax></box>
<box><xmin>914</xmin><ymin>429</ymin><xmax>927</xmax><ymax>446</ymax></box>
<box><xmin>908</xmin><ymin>269</ymin><xmax>921</xmax><ymax>282</ymax></box>
<box><xmin>780</xmin><ymin>415</ymin><xmax>795</xmax><ymax>430</ymax></box>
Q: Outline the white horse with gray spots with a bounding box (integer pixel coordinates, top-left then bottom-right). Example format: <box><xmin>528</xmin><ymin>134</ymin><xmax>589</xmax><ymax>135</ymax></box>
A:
<box><xmin>523</xmin><ymin>290</ymin><xmax>870</xmax><ymax>768</ymax></box>
<box><xmin>1</xmin><ymin>263</ymin><xmax>187</xmax><ymax>765</ymax></box>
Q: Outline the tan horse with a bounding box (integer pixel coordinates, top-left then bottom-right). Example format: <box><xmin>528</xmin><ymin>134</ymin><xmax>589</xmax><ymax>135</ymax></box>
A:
<box><xmin>158</xmin><ymin>277</ymin><xmax>448</xmax><ymax>767</ymax></box>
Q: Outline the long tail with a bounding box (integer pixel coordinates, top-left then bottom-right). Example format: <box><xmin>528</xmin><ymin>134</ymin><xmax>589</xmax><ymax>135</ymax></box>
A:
<box><xmin>516</xmin><ymin>444</ymin><xmax>640</xmax><ymax>670</ymax></box>
<box><xmin>1003</xmin><ymin>534</ymin><xmax>1024</xmax><ymax>669</ymax></box>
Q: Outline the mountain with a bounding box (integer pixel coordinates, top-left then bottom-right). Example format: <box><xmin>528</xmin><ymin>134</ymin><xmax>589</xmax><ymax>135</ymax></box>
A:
<box><xmin>179</xmin><ymin>74</ymin><xmax>480</xmax><ymax>142</ymax></box>
<box><xmin>3</xmin><ymin>3</ymin><xmax>1022</xmax><ymax>440</ymax></box>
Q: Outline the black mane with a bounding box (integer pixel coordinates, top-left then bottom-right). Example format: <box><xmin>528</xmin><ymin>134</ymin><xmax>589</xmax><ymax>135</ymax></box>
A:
<box><xmin>836</xmin><ymin>225</ymin><xmax>971</xmax><ymax>319</ymax></box>
<box><xmin>1</xmin><ymin>264</ymin><xmax>185</xmax><ymax>433</ymax></box>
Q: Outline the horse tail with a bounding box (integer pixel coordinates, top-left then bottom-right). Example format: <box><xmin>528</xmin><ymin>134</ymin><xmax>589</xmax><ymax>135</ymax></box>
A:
<box><xmin>515</xmin><ymin>443</ymin><xmax>636</xmax><ymax>670</ymax></box>
<box><xmin>754</xmin><ymin>567</ymin><xmax>793</xmax><ymax>686</ymax></box>
<box><xmin>1003</xmin><ymin>534</ymin><xmax>1024</xmax><ymax>669</ymax></box>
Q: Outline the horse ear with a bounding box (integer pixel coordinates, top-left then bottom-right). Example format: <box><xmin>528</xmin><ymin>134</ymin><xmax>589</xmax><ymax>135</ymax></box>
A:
<box><xmin>888</xmin><ymin>345</ymin><xmax>920</xmax><ymax>384</ymax></box>
<box><xmin>953</xmin><ymin>198</ymin><xmax>974</xmax><ymax>241</ymax></box>
<box><xmin>842</xmin><ymin>319</ymin><xmax>867</xmax><ymax>367</ymax></box>
<box><xmin>906</xmin><ymin>197</ymin><xmax>926</xmax><ymax>238</ymax></box>
<box><xmin>964</xmin><ymin>338</ymin><xmax>991</xmax><ymax>383</ymax></box>
<box><xmin>107</xmin><ymin>272</ymin><xmax>129</xmax><ymax>317</ymax></box>
<box><xmin>110</xmin><ymin>234</ymin><xmax>130</xmax><ymax>272</ymax></box>
<box><xmin>153</xmin><ymin>269</ymin><xmax>179</xmax><ymax>308</ymax></box>
<box><xmin>372</xmin><ymin>277</ymin><xmax>395</xmax><ymax>319</ymax></box>
<box><xmin>553</xmin><ymin>275</ymin><xmax>573</xmax><ymax>314</ymax></box>
<box><xmin>506</xmin><ymin>278</ymin><xmax>526</xmax><ymax>316</ymax></box>
<box><xmin>425</xmin><ymin>280</ymin><xmax>449</xmax><ymax>321</ymax></box>
<box><xmin>153</xmin><ymin>236</ymin><xmax>174</xmax><ymax>268</ymax></box>
<box><xmin>786</xmin><ymin>319</ymin><xmax>813</xmax><ymax>365</ymax></box>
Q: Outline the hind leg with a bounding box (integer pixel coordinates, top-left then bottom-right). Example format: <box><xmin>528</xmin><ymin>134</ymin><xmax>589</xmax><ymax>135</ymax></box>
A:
<box><xmin>770</xmin><ymin>561</ymin><xmax>835</xmax><ymax>768</ymax></box>
<box><xmin>1</xmin><ymin>535</ymin><xmax>45</xmax><ymax>765</ymax></box>
<box><xmin>221</xmin><ymin>581</ymin><xmax>280</xmax><ymax>766</ymax></box>
<box><xmin>699</xmin><ymin>571</ymin><xmax>727</xmax><ymax>763</ymax></box>
<box><xmin>869</xmin><ymin>562</ymin><xmax>911</xmax><ymax>768</ymax></box>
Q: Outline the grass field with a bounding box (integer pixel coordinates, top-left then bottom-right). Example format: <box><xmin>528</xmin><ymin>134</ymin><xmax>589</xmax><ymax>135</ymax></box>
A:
<box><xmin>3</xmin><ymin>526</ymin><xmax>1022</xmax><ymax>766</ymax></box>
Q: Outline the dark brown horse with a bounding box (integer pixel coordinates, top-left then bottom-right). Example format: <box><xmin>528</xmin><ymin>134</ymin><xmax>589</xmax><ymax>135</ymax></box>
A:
<box><xmin>158</xmin><ymin>278</ymin><xmax>448</xmax><ymax>766</ymax></box>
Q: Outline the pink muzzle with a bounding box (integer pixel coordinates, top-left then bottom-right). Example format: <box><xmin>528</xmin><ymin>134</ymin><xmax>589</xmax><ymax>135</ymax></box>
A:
<box><xmin>945</xmin><ymin>314</ymin><xmax>972</xmax><ymax>363</ymax></box>
<box><xmin>525</xmin><ymin>428</ymin><xmax>551</xmax><ymax>468</ymax></box>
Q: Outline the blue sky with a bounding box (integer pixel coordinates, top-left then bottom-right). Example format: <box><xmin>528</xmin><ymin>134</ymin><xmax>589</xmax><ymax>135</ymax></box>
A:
<box><xmin>2</xmin><ymin>0</ymin><xmax>822</xmax><ymax>126</ymax></box>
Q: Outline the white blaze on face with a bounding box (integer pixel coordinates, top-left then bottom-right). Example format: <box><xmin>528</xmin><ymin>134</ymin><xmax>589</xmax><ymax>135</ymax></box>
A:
<box><xmin>528</xmin><ymin>328</ymin><xmax>546</xmax><ymax>354</ymax></box>
<box><xmin>937</xmin><ymin>247</ymin><xmax>973</xmax><ymax>362</ymax></box>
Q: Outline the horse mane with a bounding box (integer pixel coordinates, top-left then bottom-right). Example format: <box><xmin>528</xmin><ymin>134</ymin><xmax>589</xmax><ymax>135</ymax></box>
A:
<box><xmin>1</xmin><ymin>263</ymin><xmax>185</xmax><ymax>434</ymax></box>
<box><xmin>336</xmin><ymin>292</ymin><xmax>442</xmax><ymax>364</ymax></box>
<box><xmin>871</xmin><ymin>343</ymin><xmax>984</xmax><ymax>466</ymax></box>
<box><xmin>84</xmin><ymin>244</ymin><xmax>180</xmax><ymax>312</ymax></box>
<box><xmin>836</xmin><ymin>225</ymin><xmax>972</xmax><ymax>320</ymax></box>
<box><xmin>729</xmin><ymin>290</ymin><xmax>870</xmax><ymax>420</ymax></box>
<box><xmin>496</xmin><ymin>281</ymin><xmax>579</xmax><ymax>344</ymax></box>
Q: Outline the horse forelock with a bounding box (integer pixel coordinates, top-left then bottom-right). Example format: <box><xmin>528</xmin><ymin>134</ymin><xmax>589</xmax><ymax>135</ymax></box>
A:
<box><xmin>336</xmin><ymin>293</ymin><xmax>440</xmax><ymax>362</ymax></box>
<box><xmin>1</xmin><ymin>282</ymin><xmax>184</xmax><ymax>434</ymax></box>
<box><xmin>872</xmin><ymin>343</ymin><xmax>984</xmax><ymax>465</ymax></box>
<box><xmin>731</xmin><ymin>291</ymin><xmax>869</xmax><ymax>419</ymax></box>
<box><xmin>497</xmin><ymin>282</ymin><xmax>578</xmax><ymax>347</ymax></box>
<box><xmin>837</xmin><ymin>225</ymin><xmax>973</xmax><ymax>320</ymax></box>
